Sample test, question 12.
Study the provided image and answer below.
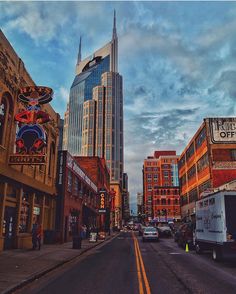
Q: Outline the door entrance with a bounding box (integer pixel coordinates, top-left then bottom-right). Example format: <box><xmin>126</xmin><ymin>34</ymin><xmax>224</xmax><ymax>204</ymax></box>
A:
<box><xmin>3</xmin><ymin>206</ymin><xmax>16</xmax><ymax>250</ymax></box>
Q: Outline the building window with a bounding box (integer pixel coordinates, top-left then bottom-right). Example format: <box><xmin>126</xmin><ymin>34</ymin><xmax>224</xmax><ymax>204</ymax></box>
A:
<box><xmin>181</xmin><ymin>194</ymin><xmax>188</xmax><ymax>205</ymax></box>
<box><xmin>179</xmin><ymin>174</ymin><xmax>187</xmax><ymax>187</ymax></box>
<box><xmin>199</xmin><ymin>180</ymin><xmax>211</xmax><ymax>195</ymax></box>
<box><xmin>197</xmin><ymin>153</ymin><xmax>209</xmax><ymax>173</ymax></box>
<box><xmin>167</xmin><ymin>199</ymin><xmax>170</xmax><ymax>205</ymax></box>
<box><xmin>178</xmin><ymin>156</ymin><xmax>186</xmax><ymax>170</ymax></box>
<box><xmin>195</xmin><ymin>127</ymin><xmax>206</xmax><ymax>149</ymax></box>
<box><xmin>186</xmin><ymin>143</ymin><xmax>194</xmax><ymax>161</ymax></box>
<box><xmin>161</xmin><ymin>199</ymin><xmax>166</xmax><ymax>205</ymax></box>
<box><xmin>189</xmin><ymin>188</ymin><xmax>198</xmax><ymax>203</ymax></box>
<box><xmin>187</xmin><ymin>165</ymin><xmax>196</xmax><ymax>180</ymax></box>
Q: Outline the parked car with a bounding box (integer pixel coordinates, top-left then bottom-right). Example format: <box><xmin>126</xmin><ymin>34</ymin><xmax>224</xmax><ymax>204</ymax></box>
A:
<box><xmin>142</xmin><ymin>227</ymin><xmax>159</xmax><ymax>242</ymax></box>
<box><xmin>157</xmin><ymin>223</ymin><xmax>172</xmax><ymax>237</ymax></box>
<box><xmin>177</xmin><ymin>222</ymin><xmax>194</xmax><ymax>249</ymax></box>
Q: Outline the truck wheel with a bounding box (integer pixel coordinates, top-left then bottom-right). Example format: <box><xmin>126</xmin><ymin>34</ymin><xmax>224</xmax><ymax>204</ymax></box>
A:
<box><xmin>212</xmin><ymin>248</ymin><xmax>222</xmax><ymax>262</ymax></box>
<box><xmin>195</xmin><ymin>243</ymin><xmax>202</xmax><ymax>254</ymax></box>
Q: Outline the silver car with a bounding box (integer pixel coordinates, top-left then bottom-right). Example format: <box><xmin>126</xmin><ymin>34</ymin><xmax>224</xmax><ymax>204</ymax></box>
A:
<box><xmin>142</xmin><ymin>227</ymin><xmax>159</xmax><ymax>242</ymax></box>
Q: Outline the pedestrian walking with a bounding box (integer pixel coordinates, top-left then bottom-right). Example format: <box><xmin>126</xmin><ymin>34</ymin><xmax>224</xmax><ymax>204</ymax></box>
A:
<box><xmin>36</xmin><ymin>223</ymin><xmax>42</xmax><ymax>250</ymax></box>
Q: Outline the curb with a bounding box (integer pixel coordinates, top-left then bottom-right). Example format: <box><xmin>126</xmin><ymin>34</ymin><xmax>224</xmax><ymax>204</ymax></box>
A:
<box><xmin>2</xmin><ymin>233</ymin><xmax>119</xmax><ymax>294</ymax></box>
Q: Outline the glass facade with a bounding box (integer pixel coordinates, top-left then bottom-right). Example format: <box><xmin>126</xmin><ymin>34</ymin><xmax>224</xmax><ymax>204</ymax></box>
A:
<box><xmin>68</xmin><ymin>56</ymin><xmax>110</xmax><ymax>155</ymax></box>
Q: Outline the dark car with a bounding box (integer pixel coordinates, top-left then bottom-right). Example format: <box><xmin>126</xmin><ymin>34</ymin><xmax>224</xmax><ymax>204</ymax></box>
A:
<box><xmin>157</xmin><ymin>223</ymin><xmax>172</xmax><ymax>237</ymax></box>
<box><xmin>176</xmin><ymin>222</ymin><xmax>195</xmax><ymax>249</ymax></box>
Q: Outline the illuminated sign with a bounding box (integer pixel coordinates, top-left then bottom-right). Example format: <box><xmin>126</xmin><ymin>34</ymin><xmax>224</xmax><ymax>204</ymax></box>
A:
<box><xmin>82</xmin><ymin>56</ymin><xmax>102</xmax><ymax>72</ymax></box>
<box><xmin>210</xmin><ymin>118</ymin><xmax>236</xmax><ymax>144</ymax></box>
<box><xmin>98</xmin><ymin>190</ymin><xmax>106</xmax><ymax>213</ymax></box>
<box><xmin>9</xmin><ymin>86</ymin><xmax>53</xmax><ymax>165</ymax></box>
<box><xmin>33</xmin><ymin>207</ymin><xmax>40</xmax><ymax>215</ymax></box>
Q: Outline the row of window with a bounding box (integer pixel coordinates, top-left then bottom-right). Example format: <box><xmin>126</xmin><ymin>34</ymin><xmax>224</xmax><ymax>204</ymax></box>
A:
<box><xmin>180</xmin><ymin>153</ymin><xmax>209</xmax><ymax>185</ymax></box>
<box><xmin>180</xmin><ymin>180</ymin><xmax>211</xmax><ymax>205</ymax></box>
<box><xmin>179</xmin><ymin>127</ymin><xmax>207</xmax><ymax>169</ymax></box>
<box><xmin>153</xmin><ymin>199</ymin><xmax>179</xmax><ymax>205</ymax></box>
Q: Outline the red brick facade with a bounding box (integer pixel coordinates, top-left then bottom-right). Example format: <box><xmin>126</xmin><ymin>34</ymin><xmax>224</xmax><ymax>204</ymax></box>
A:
<box><xmin>143</xmin><ymin>151</ymin><xmax>181</xmax><ymax>222</ymax></box>
<box><xmin>179</xmin><ymin>118</ymin><xmax>236</xmax><ymax>218</ymax></box>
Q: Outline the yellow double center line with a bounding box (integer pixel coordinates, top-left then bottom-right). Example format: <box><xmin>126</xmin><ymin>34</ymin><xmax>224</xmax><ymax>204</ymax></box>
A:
<box><xmin>132</xmin><ymin>232</ymin><xmax>151</xmax><ymax>294</ymax></box>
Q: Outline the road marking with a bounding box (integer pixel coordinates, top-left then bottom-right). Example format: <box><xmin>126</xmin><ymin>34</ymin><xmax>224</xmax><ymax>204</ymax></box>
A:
<box><xmin>134</xmin><ymin>237</ymin><xmax>151</xmax><ymax>294</ymax></box>
<box><xmin>133</xmin><ymin>233</ymin><xmax>144</xmax><ymax>294</ymax></box>
<box><xmin>169</xmin><ymin>252</ymin><xmax>182</xmax><ymax>255</ymax></box>
<box><xmin>132</xmin><ymin>233</ymin><xmax>151</xmax><ymax>294</ymax></box>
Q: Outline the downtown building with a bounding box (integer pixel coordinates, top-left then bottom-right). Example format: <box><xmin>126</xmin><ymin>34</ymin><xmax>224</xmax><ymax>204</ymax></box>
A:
<box><xmin>179</xmin><ymin>117</ymin><xmax>236</xmax><ymax>219</ymax></box>
<box><xmin>64</xmin><ymin>12</ymin><xmax>124</xmax><ymax>228</ymax></box>
<box><xmin>0</xmin><ymin>30</ymin><xmax>60</xmax><ymax>251</ymax></box>
<box><xmin>137</xmin><ymin>192</ymin><xmax>144</xmax><ymax>220</ymax></box>
<box><xmin>143</xmin><ymin>151</ymin><xmax>181</xmax><ymax>222</ymax></box>
<box><xmin>122</xmin><ymin>173</ymin><xmax>130</xmax><ymax>222</ymax></box>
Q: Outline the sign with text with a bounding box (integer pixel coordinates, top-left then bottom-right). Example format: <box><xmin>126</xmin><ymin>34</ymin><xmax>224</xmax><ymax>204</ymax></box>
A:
<box><xmin>210</xmin><ymin>118</ymin><xmax>236</xmax><ymax>143</ymax></box>
<box><xmin>98</xmin><ymin>190</ymin><xmax>106</xmax><ymax>213</ymax></box>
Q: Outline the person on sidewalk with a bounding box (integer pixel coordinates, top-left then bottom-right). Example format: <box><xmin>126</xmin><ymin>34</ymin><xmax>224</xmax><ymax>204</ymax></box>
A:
<box><xmin>36</xmin><ymin>223</ymin><xmax>42</xmax><ymax>250</ymax></box>
<box><xmin>32</xmin><ymin>223</ymin><xmax>38</xmax><ymax>250</ymax></box>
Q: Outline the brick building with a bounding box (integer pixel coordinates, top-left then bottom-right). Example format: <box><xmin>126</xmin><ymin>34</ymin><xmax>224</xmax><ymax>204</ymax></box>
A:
<box><xmin>179</xmin><ymin>117</ymin><xmax>236</xmax><ymax>218</ymax></box>
<box><xmin>0</xmin><ymin>30</ymin><xmax>60</xmax><ymax>251</ymax></box>
<box><xmin>75</xmin><ymin>156</ymin><xmax>111</xmax><ymax>231</ymax></box>
<box><xmin>143</xmin><ymin>151</ymin><xmax>181</xmax><ymax>222</ymax></box>
<box><xmin>56</xmin><ymin>152</ymin><xmax>101</xmax><ymax>242</ymax></box>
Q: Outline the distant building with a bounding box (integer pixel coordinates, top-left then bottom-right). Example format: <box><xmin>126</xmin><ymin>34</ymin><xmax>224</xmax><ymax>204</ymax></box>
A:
<box><xmin>58</xmin><ymin>119</ymin><xmax>64</xmax><ymax>150</ymax></box>
<box><xmin>62</xmin><ymin>103</ymin><xmax>69</xmax><ymax>150</ymax></box>
<box><xmin>64</xmin><ymin>11</ymin><xmax>124</xmax><ymax>226</ymax></box>
<box><xmin>179</xmin><ymin>117</ymin><xmax>236</xmax><ymax>218</ymax></box>
<box><xmin>143</xmin><ymin>151</ymin><xmax>181</xmax><ymax>222</ymax></box>
<box><xmin>137</xmin><ymin>192</ymin><xmax>144</xmax><ymax>217</ymax></box>
<box><xmin>122</xmin><ymin>173</ymin><xmax>130</xmax><ymax>222</ymax></box>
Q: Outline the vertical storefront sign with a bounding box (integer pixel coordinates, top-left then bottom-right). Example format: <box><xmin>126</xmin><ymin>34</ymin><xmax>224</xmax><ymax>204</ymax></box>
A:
<box><xmin>98</xmin><ymin>190</ymin><xmax>107</xmax><ymax>213</ymax></box>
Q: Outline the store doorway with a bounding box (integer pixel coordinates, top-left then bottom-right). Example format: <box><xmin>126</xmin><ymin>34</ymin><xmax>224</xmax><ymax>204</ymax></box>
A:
<box><xmin>3</xmin><ymin>206</ymin><xmax>16</xmax><ymax>250</ymax></box>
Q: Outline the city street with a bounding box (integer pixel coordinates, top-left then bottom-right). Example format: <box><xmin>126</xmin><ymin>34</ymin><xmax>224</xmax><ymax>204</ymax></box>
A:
<box><xmin>16</xmin><ymin>231</ymin><xmax>236</xmax><ymax>294</ymax></box>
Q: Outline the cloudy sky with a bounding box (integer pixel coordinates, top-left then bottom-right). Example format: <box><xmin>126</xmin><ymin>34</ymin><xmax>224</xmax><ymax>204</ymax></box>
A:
<box><xmin>1</xmin><ymin>1</ymin><xmax>236</xmax><ymax>213</ymax></box>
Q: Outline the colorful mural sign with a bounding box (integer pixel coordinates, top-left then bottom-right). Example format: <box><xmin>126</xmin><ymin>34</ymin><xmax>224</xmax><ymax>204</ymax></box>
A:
<box><xmin>9</xmin><ymin>86</ymin><xmax>53</xmax><ymax>165</ymax></box>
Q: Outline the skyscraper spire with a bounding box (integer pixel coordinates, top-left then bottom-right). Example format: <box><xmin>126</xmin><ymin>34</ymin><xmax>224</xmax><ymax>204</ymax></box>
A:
<box><xmin>112</xmin><ymin>9</ymin><xmax>117</xmax><ymax>40</ymax></box>
<box><xmin>77</xmin><ymin>36</ymin><xmax>82</xmax><ymax>65</ymax></box>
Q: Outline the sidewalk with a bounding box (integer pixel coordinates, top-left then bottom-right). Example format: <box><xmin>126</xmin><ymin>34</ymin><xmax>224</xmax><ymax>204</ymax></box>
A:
<box><xmin>0</xmin><ymin>233</ymin><xmax>118</xmax><ymax>294</ymax></box>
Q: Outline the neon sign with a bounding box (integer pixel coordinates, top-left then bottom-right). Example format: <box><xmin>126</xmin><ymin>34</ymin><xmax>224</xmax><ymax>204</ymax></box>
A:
<box><xmin>9</xmin><ymin>86</ymin><xmax>53</xmax><ymax>165</ymax></box>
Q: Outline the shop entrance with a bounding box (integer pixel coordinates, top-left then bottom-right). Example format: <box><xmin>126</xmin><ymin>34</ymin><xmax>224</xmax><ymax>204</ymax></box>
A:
<box><xmin>3</xmin><ymin>206</ymin><xmax>16</xmax><ymax>250</ymax></box>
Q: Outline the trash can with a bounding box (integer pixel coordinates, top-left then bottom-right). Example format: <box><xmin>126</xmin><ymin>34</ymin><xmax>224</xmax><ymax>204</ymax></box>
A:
<box><xmin>72</xmin><ymin>235</ymin><xmax>82</xmax><ymax>249</ymax></box>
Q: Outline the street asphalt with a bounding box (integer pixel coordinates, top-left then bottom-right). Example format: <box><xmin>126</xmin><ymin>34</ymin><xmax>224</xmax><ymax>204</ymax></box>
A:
<box><xmin>15</xmin><ymin>231</ymin><xmax>236</xmax><ymax>294</ymax></box>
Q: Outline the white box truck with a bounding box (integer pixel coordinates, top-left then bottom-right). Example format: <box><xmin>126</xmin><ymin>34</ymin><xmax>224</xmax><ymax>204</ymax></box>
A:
<box><xmin>195</xmin><ymin>190</ymin><xmax>236</xmax><ymax>261</ymax></box>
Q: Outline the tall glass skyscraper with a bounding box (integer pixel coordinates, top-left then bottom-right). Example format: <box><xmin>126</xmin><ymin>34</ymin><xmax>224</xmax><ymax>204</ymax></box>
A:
<box><xmin>65</xmin><ymin>11</ymin><xmax>123</xmax><ymax>183</ymax></box>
